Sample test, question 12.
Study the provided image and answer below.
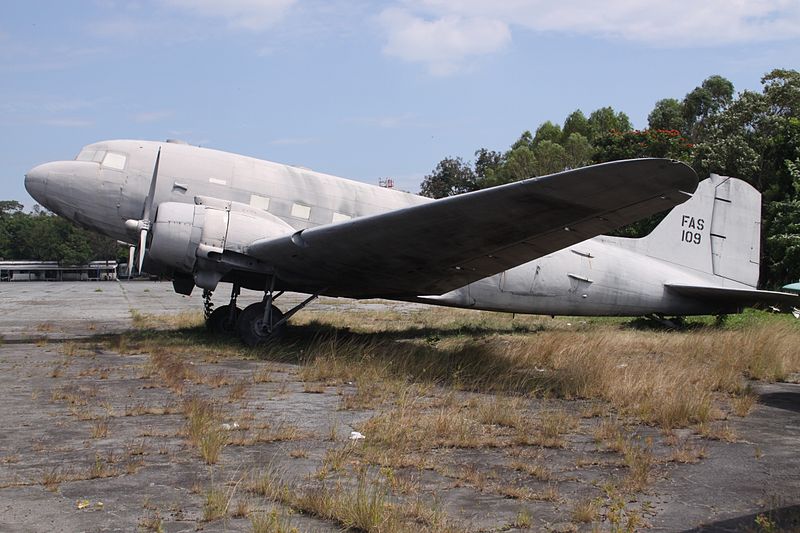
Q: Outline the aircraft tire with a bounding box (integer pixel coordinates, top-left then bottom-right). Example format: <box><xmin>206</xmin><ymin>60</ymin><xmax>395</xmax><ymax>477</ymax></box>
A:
<box><xmin>206</xmin><ymin>305</ymin><xmax>241</xmax><ymax>335</ymax></box>
<box><xmin>237</xmin><ymin>302</ymin><xmax>286</xmax><ymax>347</ymax></box>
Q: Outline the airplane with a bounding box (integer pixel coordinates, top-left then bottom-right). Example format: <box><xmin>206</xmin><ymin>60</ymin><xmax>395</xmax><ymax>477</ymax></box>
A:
<box><xmin>24</xmin><ymin>139</ymin><xmax>797</xmax><ymax>345</ymax></box>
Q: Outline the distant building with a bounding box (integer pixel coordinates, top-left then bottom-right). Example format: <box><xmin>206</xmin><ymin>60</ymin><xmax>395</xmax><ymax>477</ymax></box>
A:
<box><xmin>0</xmin><ymin>260</ymin><xmax>118</xmax><ymax>281</ymax></box>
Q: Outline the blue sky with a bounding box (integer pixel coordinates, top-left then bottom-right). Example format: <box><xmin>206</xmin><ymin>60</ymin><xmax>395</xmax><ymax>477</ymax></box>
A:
<box><xmin>2</xmin><ymin>0</ymin><xmax>799</xmax><ymax>206</ymax></box>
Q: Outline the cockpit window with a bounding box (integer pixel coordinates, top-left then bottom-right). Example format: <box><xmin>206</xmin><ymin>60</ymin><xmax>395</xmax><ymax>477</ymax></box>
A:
<box><xmin>102</xmin><ymin>152</ymin><xmax>127</xmax><ymax>170</ymax></box>
<box><xmin>75</xmin><ymin>149</ymin><xmax>106</xmax><ymax>163</ymax></box>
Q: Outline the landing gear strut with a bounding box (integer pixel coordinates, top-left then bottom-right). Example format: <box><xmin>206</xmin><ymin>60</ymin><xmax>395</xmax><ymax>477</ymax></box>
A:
<box><xmin>206</xmin><ymin>284</ymin><xmax>241</xmax><ymax>335</ymax></box>
<box><xmin>236</xmin><ymin>277</ymin><xmax>321</xmax><ymax>347</ymax></box>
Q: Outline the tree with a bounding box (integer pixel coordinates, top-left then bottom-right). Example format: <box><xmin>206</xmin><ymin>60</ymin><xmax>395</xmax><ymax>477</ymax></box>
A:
<box><xmin>683</xmin><ymin>75</ymin><xmax>735</xmax><ymax>139</ymax></box>
<box><xmin>562</xmin><ymin>133</ymin><xmax>594</xmax><ymax>169</ymax></box>
<box><xmin>0</xmin><ymin>204</ymin><xmax>123</xmax><ymax>263</ymax></box>
<box><xmin>562</xmin><ymin>109</ymin><xmax>591</xmax><ymax>142</ymax></box>
<box><xmin>588</xmin><ymin>107</ymin><xmax>632</xmax><ymax>139</ymax></box>
<box><xmin>473</xmin><ymin>148</ymin><xmax>503</xmax><ymax>182</ymax></box>
<box><xmin>648</xmin><ymin>98</ymin><xmax>684</xmax><ymax>132</ymax></box>
<box><xmin>419</xmin><ymin>157</ymin><xmax>477</xmax><ymax>198</ymax></box>
<box><xmin>501</xmin><ymin>146</ymin><xmax>537</xmax><ymax>183</ymax></box>
<box><xmin>0</xmin><ymin>200</ymin><xmax>23</xmax><ymax>219</ymax></box>
<box><xmin>510</xmin><ymin>130</ymin><xmax>534</xmax><ymax>151</ymax></box>
<box><xmin>532</xmin><ymin>140</ymin><xmax>567</xmax><ymax>176</ymax></box>
<box><xmin>533</xmin><ymin>121</ymin><xmax>562</xmax><ymax>146</ymax></box>
<box><xmin>593</xmin><ymin>129</ymin><xmax>694</xmax><ymax>164</ymax></box>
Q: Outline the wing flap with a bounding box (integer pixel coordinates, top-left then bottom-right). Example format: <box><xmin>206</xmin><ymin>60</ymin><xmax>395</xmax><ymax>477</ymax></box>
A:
<box><xmin>246</xmin><ymin>159</ymin><xmax>698</xmax><ymax>297</ymax></box>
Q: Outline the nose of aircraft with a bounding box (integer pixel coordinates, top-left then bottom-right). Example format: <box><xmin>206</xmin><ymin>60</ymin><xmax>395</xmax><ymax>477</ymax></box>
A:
<box><xmin>24</xmin><ymin>163</ymin><xmax>49</xmax><ymax>205</ymax></box>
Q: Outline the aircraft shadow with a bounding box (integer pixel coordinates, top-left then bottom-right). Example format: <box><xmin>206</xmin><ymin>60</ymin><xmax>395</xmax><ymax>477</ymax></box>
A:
<box><xmin>285</xmin><ymin>319</ymin><xmax>548</xmax><ymax>343</ymax></box>
<box><xmin>757</xmin><ymin>390</ymin><xmax>800</xmax><ymax>414</ymax></box>
<box><xmin>680</xmin><ymin>504</ymin><xmax>800</xmax><ymax>532</ymax></box>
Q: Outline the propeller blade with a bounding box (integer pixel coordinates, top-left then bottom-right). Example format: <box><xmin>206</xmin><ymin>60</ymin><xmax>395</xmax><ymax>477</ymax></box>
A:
<box><xmin>138</xmin><ymin>228</ymin><xmax>148</xmax><ymax>274</ymax></box>
<box><xmin>127</xmin><ymin>245</ymin><xmax>135</xmax><ymax>279</ymax></box>
<box><xmin>142</xmin><ymin>147</ymin><xmax>161</xmax><ymax>223</ymax></box>
<box><xmin>136</xmin><ymin>147</ymin><xmax>161</xmax><ymax>276</ymax></box>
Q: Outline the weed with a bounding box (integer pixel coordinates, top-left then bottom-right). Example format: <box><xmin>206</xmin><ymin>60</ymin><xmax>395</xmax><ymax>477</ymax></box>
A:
<box><xmin>514</xmin><ymin>508</ymin><xmax>533</xmax><ymax>528</ymax></box>
<box><xmin>572</xmin><ymin>498</ymin><xmax>598</xmax><ymax>523</ymax></box>
<box><xmin>203</xmin><ymin>486</ymin><xmax>230</xmax><ymax>521</ymax></box>
<box><xmin>42</xmin><ymin>466</ymin><xmax>72</xmax><ymax>491</ymax></box>
<box><xmin>91</xmin><ymin>418</ymin><xmax>109</xmax><ymax>438</ymax></box>
<box><xmin>622</xmin><ymin>439</ymin><xmax>655</xmax><ymax>492</ymax></box>
<box><xmin>510</xmin><ymin>460</ymin><xmax>553</xmax><ymax>481</ymax></box>
<box><xmin>228</xmin><ymin>378</ymin><xmax>250</xmax><ymax>400</ymax></box>
<box><xmin>669</xmin><ymin>439</ymin><xmax>707</xmax><ymax>463</ymax></box>
<box><xmin>732</xmin><ymin>388</ymin><xmax>758</xmax><ymax>416</ymax></box>
<box><xmin>698</xmin><ymin>422</ymin><xmax>738</xmax><ymax>442</ymax></box>
<box><xmin>139</xmin><ymin>511</ymin><xmax>164</xmax><ymax>532</ymax></box>
<box><xmin>253</xmin><ymin>366</ymin><xmax>273</xmax><ymax>383</ymax></box>
<box><xmin>250</xmin><ymin>509</ymin><xmax>299</xmax><ymax>533</ymax></box>
<box><xmin>182</xmin><ymin>396</ymin><xmax>227</xmax><ymax>463</ymax></box>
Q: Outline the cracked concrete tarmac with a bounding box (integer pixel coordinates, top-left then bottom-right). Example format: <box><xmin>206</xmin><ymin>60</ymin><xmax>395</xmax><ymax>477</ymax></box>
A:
<box><xmin>0</xmin><ymin>281</ymin><xmax>798</xmax><ymax>532</ymax></box>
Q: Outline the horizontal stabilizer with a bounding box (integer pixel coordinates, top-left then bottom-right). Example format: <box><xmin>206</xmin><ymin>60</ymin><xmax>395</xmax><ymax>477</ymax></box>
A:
<box><xmin>665</xmin><ymin>283</ymin><xmax>799</xmax><ymax>308</ymax></box>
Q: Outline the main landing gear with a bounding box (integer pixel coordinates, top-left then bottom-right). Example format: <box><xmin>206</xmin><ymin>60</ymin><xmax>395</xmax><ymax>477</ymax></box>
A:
<box><xmin>204</xmin><ymin>279</ymin><xmax>320</xmax><ymax>347</ymax></box>
<box><xmin>205</xmin><ymin>285</ymin><xmax>241</xmax><ymax>335</ymax></box>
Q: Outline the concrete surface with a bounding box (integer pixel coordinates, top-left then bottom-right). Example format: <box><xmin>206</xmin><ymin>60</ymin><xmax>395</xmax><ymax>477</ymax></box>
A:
<box><xmin>0</xmin><ymin>281</ymin><xmax>798</xmax><ymax>532</ymax></box>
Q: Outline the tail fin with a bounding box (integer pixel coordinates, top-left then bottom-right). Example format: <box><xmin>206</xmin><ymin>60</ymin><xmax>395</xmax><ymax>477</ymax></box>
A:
<box><xmin>620</xmin><ymin>174</ymin><xmax>761</xmax><ymax>287</ymax></box>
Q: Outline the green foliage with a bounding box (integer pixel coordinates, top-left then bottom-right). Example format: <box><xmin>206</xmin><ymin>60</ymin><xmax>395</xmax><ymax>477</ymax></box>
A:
<box><xmin>419</xmin><ymin>157</ymin><xmax>477</xmax><ymax>199</ymax></box>
<box><xmin>0</xmin><ymin>207</ymin><xmax>123</xmax><ymax>263</ymax></box>
<box><xmin>593</xmin><ymin>129</ymin><xmax>695</xmax><ymax>164</ymax></box>
<box><xmin>419</xmin><ymin>69</ymin><xmax>800</xmax><ymax>287</ymax></box>
<box><xmin>588</xmin><ymin>107</ymin><xmax>632</xmax><ymax>139</ymax></box>
<box><xmin>532</xmin><ymin>140</ymin><xmax>567</xmax><ymax>176</ymax></box>
<box><xmin>648</xmin><ymin>98</ymin><xmax>684</xmax><ymax>131</ymax></box>
<box><xmin>533</xmin><ymin>121</ymin><xmax>562</xmax><ymax>145</ymax></box>
<box><xmin>562</xmin><ymin>109</ymin><xmax>591</xmax><ymax>141</ymax></box>
<box><xmin>683</xmin><ymin>74</ymin><xmax>735</xmax><ymax>138</ymax></box>
<box><xmin>562</xmin><ymin>133</ymin><xmax>594</xmax><ymax>169</ymax></box>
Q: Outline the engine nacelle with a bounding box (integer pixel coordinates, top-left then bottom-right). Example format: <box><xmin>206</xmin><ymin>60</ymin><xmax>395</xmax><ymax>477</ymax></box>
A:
<box><xmin>148</xmin><ymin>199</ymin><xmax>295</xmax><ymax>280</ymax></box>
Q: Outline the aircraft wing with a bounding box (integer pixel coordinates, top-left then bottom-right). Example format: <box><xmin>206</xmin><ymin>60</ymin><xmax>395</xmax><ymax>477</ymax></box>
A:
<box><xmin>665</xmin><ymin>283</ymin><xmax>799</xmax><ymax>308</ymax></box>
<box><xmin>246</xmin><ymin>159</ymin><xmax>698</xmax><ymax>297</ymax></box>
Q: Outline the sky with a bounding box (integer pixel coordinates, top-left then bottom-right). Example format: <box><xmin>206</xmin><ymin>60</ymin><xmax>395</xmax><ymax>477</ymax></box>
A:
<box><xmin>2</xmin><ymin>0</ymin><xmax>799</xmax><ymax>206</ymax></box>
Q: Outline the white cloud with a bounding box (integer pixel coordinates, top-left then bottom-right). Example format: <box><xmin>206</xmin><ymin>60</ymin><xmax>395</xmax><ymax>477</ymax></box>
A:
<box><xmin>164</xmin><ymin>0</ymin><xmax>296</xmax><ymax>30</ymax></box>
<box><xmin>379</xmin><ymin>0</ymin><xmax>800</xmax><ymax>74</ymax></box>
<box><xmin>41</xmin><ymin>118</ymin><xmax>94</xmax><ymax>128</ymax></box>
<box><xmin>269</xmin><ymin>137</ymin><xmax>316</xmax><ymax>145</ymax></box>
<box><xmin>380</xmin><ymin>8</ymin><xmax>510</xmax><ymax>76</ymax></box>
<box><xmin>348</xmin><ymin>112</ymin><xmax>422</xmax><ymax>129</ymax></box>
<box><xmin>133</xmin><ymin>110</ymin><xmax>173</xmax><ymax>123</ymax></box>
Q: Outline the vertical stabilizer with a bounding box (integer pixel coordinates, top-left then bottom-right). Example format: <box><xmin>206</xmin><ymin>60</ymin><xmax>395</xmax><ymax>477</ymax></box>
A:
<box><xmin>618</xmin><ymin>174</ymin><xmax>761</xmax><ymax>287</ymax></box>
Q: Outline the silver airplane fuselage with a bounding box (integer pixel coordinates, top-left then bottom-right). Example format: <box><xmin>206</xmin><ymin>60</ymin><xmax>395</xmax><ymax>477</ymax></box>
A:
<box><xmin>24</xmin><ymin>139</ymin><xmax>763</xmax><ymax>317</ymax></box>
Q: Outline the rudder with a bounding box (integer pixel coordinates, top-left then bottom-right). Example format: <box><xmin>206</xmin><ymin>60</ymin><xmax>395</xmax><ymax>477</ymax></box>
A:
<box><xmin>616</xmin><ymin>174</ymin><xmax>761</xmax><ymax>287</ymax></box>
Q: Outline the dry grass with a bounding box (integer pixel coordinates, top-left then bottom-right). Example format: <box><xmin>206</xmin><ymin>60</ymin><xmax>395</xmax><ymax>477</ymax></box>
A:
<box><xmin>732</xmin><ymin>388</ymin><xmax>758</xmax><ymax>417</ymax></box>
<box><xmin>131</xmin><ymin>310</ymin><xmax>204</xmax><ymax>330</ymax></box>
<box><xmin>249</xmin><ymin>466</ymin><xmax>457</xmax><ymax>532</ymax></box>
<box><xmin>282</xmin><ymin>316</ymin><xmax>800</xmax><ymax>432</ymax></box>
<box><xmin>698</xmin><ymin>422</ymin><xmax>738</xmax><ymax>442</ymax></box>
<box><xmin>147</xmin><ymin>351</ymin><xmax>199</xmax><ymax>393</ymax></box>
<box><xmin>182</xmin><ymin>396</ymin><xmax>227</xmax><ymax>464</ymax></box>
<box><xmin>253</xmin><ymin>366</ymin><xmax>274</xmax><ymax>383</ymax></box>
<box><xmin>228</xmin><ymin>378</ymin><xmax>251</xmax><ymax>400</ymax></box>
<box><xmin>510</xmin><ymin>460</ymin><xmax>553</xmax><ymax>481</ymax></box>
<box><xmin>203</xmin><ymin>487</ymin><xmax>229</xmax><ymax>521</ymax></box>
<box><xmin>668</xmin><ymin>439</ymin><xmax>707</xmax><ymax>463</ymax></box>
<box><xmin>91</xmin><ymin>418</ymin><xmax>109</xmax><ymax>438</ymax></box>
<box><xmin>622</xmin><ymin>439</ymin><xmax>656</xmax><ymax>492</ymax></box>
<box><xmin>572</xmin><ymin>498</ymin><xmax>599</xmax><ymax>523</ymax></box>
<box><xmin>250</xmin><ymin>509</ymin><xmax>299</xmax><ymax>533</ymax></box>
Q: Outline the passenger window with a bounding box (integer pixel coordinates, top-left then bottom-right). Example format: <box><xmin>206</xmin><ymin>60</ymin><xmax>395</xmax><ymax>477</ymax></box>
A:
<box><xmin>291</xmin><ymin>203</ymin><xmax>311</xmax><ymax>220</ymax></box>
<box><xmin>102</xmin><ymin>152</ymin><xmax>127</xmax><ymax>170</ymax></box>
